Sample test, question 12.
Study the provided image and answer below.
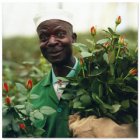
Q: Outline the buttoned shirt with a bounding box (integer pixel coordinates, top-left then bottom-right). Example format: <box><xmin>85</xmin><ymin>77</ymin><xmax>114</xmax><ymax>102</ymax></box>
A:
<box><xmin>52</xmin><ymin>57</ymin><xmax>78</xmax><ymax>99</ymax></box>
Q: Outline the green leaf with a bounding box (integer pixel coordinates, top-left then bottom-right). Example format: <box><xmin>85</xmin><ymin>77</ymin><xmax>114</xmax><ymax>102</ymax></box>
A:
<box><xmin>16</xmin><ymin>83</ymin><xmax>27</xmax><ymax>94</ymax></box>
<box><xmin>121</xmin><ymin>115</ymin><xmax>134</xmax><ymax>123</ymax></box>
<box><xmin>30</xmin><ymin>94</ymin><xmax>40</xmax><ymax>100</ymax></box>
<box><xmin>110</xmin><ymin>64</ymin><xmax>115</xmax><ymax>76</ymax></box>
<box><xmin>32</xmin><ymin>66</ymin><xmax>44</xmax><ymax>77</ymax></box>
<box><xmin>33</xmin><ymin>128</ymin><xmax>46</xmax><ymax>136</ymax></box>
<box><xmin>22</xmin><ymin>61</ymin><xmax>35</xmax><ymax>65</ymax></box>
<box><xmin>77</xmin><ymin>89</ymin><xmax>87</xmax><ymax>96</ymax></box>
<box><xmin>121</xmin><ymin>86</ymin><xmax>137</xmax><ymax>93</ymax></box>
<box><xmin>134</xmin><ymin>76</ymin><xmax>138</xmax><ymax>81</ymax></box>
<box><xmin>92</xmin><ymin>94</ymin><xmax>112</xmax><ymax>109</ymax></box>
<box><xmin>12</xmin><ymin>119</ymin><xmax>20</xmax><ymax>132</ymax></box>
<box><xmin>102</xmin><ymin>103</ymin><xmax>113</xmax><ymax>110</ymax></box>
<box><xmin>99</xmin><ymin>84</ymin><xmax>103</xmax><ymax>98</ymax></box>
<box><xmin>85</xmin><ymin>108</ymin><xmax>93</xmax><ymax>112</ymax></box>
<box><xmin>61</xmin><ymin>93</ymin><xmax>74</xmax><ymax>100</ymax></box>
<box><xmin>110</xmin><ymin>104</ymin><xmax>121</xmax><ymax>113</ymax></box>
<box><xmin>73</xmin><ymin>43</ymin><xmax>88</xmax><ymax>52</ymax></box>
<box><xmin>103</xmin><ymin>29</ymin><xmax>111</xmax><ymax>35</ymax></box>
<box><xmin>108</xmin><ymin>27</ymin><xmax>115</xmax><ymax>35</ymax></box>
<box><xmin>131</xmin><ymin>99</ymin><xmax>137</xmax><ymax>104</ymax></box>
<box><xmin>103</xmin><ymin>53</ymin><xmax>109</xmax><ymax>64</ymax></box>
<box><xmin>92</xmin><ymin>48</ymin><xmax>103</xmax><ymax>54</ymax></box>
<box><xmin>70</xmin><ymin>82</ymin><xmax>79</xmax><ymax>86</ymax></box>
<box><xmin>32</xmin><ymin>119</ymin><xmax>46</xmax><ymax>128</ymax></box>
<box><xmin>92</xmin><ymin>67</ymin><xmax>106</xmax><ymax>76</ymax></box>
<box><xmin>81</xmin><ymin>52</ymin><xmax>92</xmax><ymax>58</ymax></box>
<box><xmin>11</xmin><ymin>96</ymin><xmax>15</xmax><ymax>101</ymax></box>
<box><xmin>30</xmin><ymin>116</ymin><xmax>35</xmax><ymax>122</ymax></box>
<box><xmin>121</xmin><ymin>100</ymin><xmax>130</xmax><ymax>109</ymax></box>
<box><xmin>25</xmin><ymin>102</ymin><xmax>33</xmax><ymax>113</ymax></box>
<box><xmin>108</xmin><ymin>50</ymin><xmax>115</xmax><ymax>64</ymax></box>
<box><xmin>80</xmin><ymin>94</ymin><xmax>92</xmax><ymax>106</ymax></box>
<box><xmin>73</xmin><ymin>101</ymin><xmax>83</xmax><ymax>109</ymax></box>
<box><xmin>86</xmin><ymin>39</ymin><xmax>94</xmax><ymax>45</ymax></box>
<box><xmin>15</xmin><ymin>105</ymin><xmax>25</xmax><ymax>109</ymax></box>
<box><xmin>33</xmin><ymin>110</ymin><xmax>44</xmax><ymax>120</ymax></box>
<box><xmin>20</xmin><ymin>109</ymin><xmax>27</xmax><ymax>115</ymax></box>
<box><xmin>96</xmin><ymin>39</ymin><xmax>109</xmax><ymax>44</ymax></box>
<box><xmin>17</xmin><ymin>96</ymin><xmax>27</xmax><ymax>102</ymax></box>
<box><xmin>40</xmin><ymin>106</ymin><xmax>56</xmax><ymax>115</ymax></box>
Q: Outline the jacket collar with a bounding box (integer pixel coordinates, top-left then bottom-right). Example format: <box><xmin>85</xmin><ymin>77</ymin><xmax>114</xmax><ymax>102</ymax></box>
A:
<box><xmin>41</xmin><ymin>58</ymin><xmax>81</xmax><ymax>87</ymax></box>
<box><xmin>41</xmin><ymin>71</ymin><xmax>52</xmax><ymax>87</ymax></box>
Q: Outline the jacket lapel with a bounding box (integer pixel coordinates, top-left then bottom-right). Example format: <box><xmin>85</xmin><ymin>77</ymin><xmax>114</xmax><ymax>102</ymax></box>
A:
<box><xmin>42</xmin><ymin>71</ymin><xmax>59</xmax><ymax>105</ymax></box>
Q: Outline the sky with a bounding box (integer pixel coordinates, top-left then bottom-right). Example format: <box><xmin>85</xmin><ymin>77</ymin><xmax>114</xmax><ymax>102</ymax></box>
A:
<box><xmin>2</xmin><ymin>2</ymin><xmax>139</xmax><ymax>37</ymax></box>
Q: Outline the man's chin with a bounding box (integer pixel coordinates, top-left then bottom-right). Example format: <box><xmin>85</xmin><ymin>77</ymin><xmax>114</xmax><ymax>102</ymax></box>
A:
<box><xmin>50</xmin><ymin>59</ymin><xmax>68</xmax><ymax>66</ymax></box>
<box><xmin>51</xmin><ymin>61</ymin><xmax>65</xmax><ymax>66</ymax></box>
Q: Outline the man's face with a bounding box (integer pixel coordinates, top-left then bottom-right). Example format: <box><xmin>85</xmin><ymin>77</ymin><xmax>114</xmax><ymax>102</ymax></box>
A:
<box><xmin>37</xmin><ymin>19</ymin><xmax>76</xmax><ymax>65</ymax></box>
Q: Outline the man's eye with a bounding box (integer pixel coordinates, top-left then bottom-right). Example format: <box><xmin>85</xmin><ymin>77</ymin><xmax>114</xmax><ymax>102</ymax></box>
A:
<box><xmin>40</xmin><ymin>34</ymin><xmax>49</xmax><ymax>41</ymax></box>
<box><xmin>56</xmin><ymin>32</ymin><xmax>66</xmax><ymax>38</ymax></box>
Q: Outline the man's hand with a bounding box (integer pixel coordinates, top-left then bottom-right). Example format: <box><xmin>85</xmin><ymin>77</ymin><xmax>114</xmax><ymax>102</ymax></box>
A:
<box><xmin>69</xmin><ymin>114</ymin><xmax>137</xmax><ymax>138</ymax></box>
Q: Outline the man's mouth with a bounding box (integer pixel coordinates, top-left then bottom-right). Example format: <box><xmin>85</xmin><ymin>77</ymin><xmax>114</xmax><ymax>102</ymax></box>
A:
<box><xmin>49</xmin><ymin>49</ymin><xmax>64</xmax><ymax>56</ymax></box>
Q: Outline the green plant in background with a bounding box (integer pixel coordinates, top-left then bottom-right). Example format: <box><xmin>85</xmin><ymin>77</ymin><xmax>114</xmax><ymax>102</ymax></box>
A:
<box><xmin>3</xmin><ymin>79</ymin><xmax>56</xmax><ymax>137</ymax></box>
<box><xmin>2</xmin><ymin>56</ymin><xmax>53</xmax><ymax>137</ymax></box>
<box><xmin>61</xmin><ymin>16</ymin><xmax>138</xmax><ymax>124</ymax></box>
<box><xmin>2</xmin><ymin>16</ymin><xmax>138</xmax><ymax>137</ymax></box>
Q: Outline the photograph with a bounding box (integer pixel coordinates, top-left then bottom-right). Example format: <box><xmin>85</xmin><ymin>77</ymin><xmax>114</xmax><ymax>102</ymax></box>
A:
<box><xmin>2</xmin><ymin>1</ymin><xmax>138</xmax><ymax>138</ymax></box>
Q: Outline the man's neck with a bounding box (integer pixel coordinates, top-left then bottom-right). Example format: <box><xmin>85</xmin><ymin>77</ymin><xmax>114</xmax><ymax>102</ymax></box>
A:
<box><xmin>52</xmin><ymin>56</ymin><xmax>75</xmax><ymax>77</ymax></box>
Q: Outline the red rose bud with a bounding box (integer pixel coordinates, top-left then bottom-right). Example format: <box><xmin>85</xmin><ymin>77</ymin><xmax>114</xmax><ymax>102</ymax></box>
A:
<box><xmin>91</xmin><ymin>26</ymin><xmax>96</xmax><ymax>36</ymax></box>
<box><xmin>118</xmin><ymin>36</ymin><xmax>125</xmax><ymax>45</ymax></box>
<box><xmin>129</xmin><ymin>68</ymin><xmax>137</xmax><ymax>76</ymax></box>
<box><xmin>5</xmin><ymin>96</ymin><xmax>11</xmax><ymax>105</ymax></box>
<box><xmin>115</xmin><ymin>16</ymin><xmax>121</xmax><ymax>25</ymax></box>
<box><xmin>19</xmin><ymin>123</ymin><xmax>26</xmax><ymax>130</ymax></box>
<box><xmin>3</xmin><ymin>82</ymin><xmax>9</xmax><ymax>92</ymax></box>
<box><xmin>26</xmin><ymin>79</ymin><xmax>33</xmax><ymax>90</ymax></box>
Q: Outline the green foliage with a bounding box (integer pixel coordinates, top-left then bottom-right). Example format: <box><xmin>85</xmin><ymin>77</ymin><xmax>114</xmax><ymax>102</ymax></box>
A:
<box><xmin>62</xmin><ymin>26</ymin><xmax>138</xmax><ymax>124</ymax></box>
<box><xmin>2</xmin><ymin>50</ymin><xmax>54</xmax><ymax>137</ymax></box>
<box><xmin>2</xmin><ymin>18</ymin><xmax>138</xmax><ymax>137</ymax></box>
<box><xmin>2</xmin><ymin>80</ymin><xmax>56</xmax><ymax>137</ymax></box>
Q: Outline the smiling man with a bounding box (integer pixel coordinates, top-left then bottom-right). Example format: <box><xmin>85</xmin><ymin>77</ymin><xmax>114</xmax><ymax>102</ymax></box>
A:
<box><xmin>30</xmin><ymin>10</ymin><xmax>79</xmax><ymax>137</ymax></box>
<box><xmin>37</xmin><ymin>19</ymin><xmax>77</xmax><ymax>77</ymax></box>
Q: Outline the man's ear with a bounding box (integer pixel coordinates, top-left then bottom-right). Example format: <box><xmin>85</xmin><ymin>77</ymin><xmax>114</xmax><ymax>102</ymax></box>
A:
<box><xmin>72</xmin><ymin>33</ymin><xmax>77</xmax><ymax>43</ymax></box>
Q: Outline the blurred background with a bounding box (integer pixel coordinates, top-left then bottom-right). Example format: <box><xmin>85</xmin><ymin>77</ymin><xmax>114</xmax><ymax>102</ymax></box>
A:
<box><xmin>2</xmin><ymin>2</ymin><xmax>138</xmax><ymax>83</ymax></box>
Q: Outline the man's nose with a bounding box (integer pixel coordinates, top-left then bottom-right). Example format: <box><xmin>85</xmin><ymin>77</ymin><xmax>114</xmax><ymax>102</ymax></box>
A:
<box><xmin>47</xmin><ymin>35</ymin><xmax>58</xmax><ymax>47</ymax></box>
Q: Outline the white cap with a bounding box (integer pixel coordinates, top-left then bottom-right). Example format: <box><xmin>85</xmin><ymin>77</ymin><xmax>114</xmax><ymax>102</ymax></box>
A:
<box><xmin>33</xmin><ymin>9</ymin><xmax>73</xmax><ymax>28</ymax></box>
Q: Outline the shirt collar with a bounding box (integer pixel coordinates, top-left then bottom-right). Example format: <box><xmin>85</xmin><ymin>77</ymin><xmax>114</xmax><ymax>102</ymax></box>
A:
<box><xmin>52</xmin><ymin>57</ymin><xmax>78</xmax><ymax>84</ymax></box>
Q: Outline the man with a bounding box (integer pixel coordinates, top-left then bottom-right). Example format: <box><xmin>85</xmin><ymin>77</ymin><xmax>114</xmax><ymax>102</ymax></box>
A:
<box><xmin>30</xmin><ymin>9</ymin><xmax>79</xmax><ymax>137</ymax></box>
<box><xmin>30</xmin><ymin>9</ymin><xmax>137</xmax><ymax>138</ymax></box>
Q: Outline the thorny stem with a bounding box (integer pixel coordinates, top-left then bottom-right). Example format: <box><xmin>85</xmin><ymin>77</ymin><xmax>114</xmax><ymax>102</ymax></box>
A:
<box><xmin>123</xmin><ymin>73</ymin><xmax>130</xmax><ymax>80</ymax></box>
<box><xmin>88</xmin><ymin>61</ymin><xmax>90</xmax><ymax>75</ymax></box>
<box><xmin>116</xmin><ymin>45</ymin><xmax>121</xmax><ymax>59</ymax></box>
<box><xmin>114</xmin><ymin>24</ymin><xmax>117</xmax><ymax>32</ymax></box>
<box><xmin>82</xmin><ymin>66</ymin><xmax>85</xmax><ymax>78</ymax></box>
<box><xmin>92</xmin><ymin>38</ymin><xmax>95</xmax><ymax>51</ymax></box>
